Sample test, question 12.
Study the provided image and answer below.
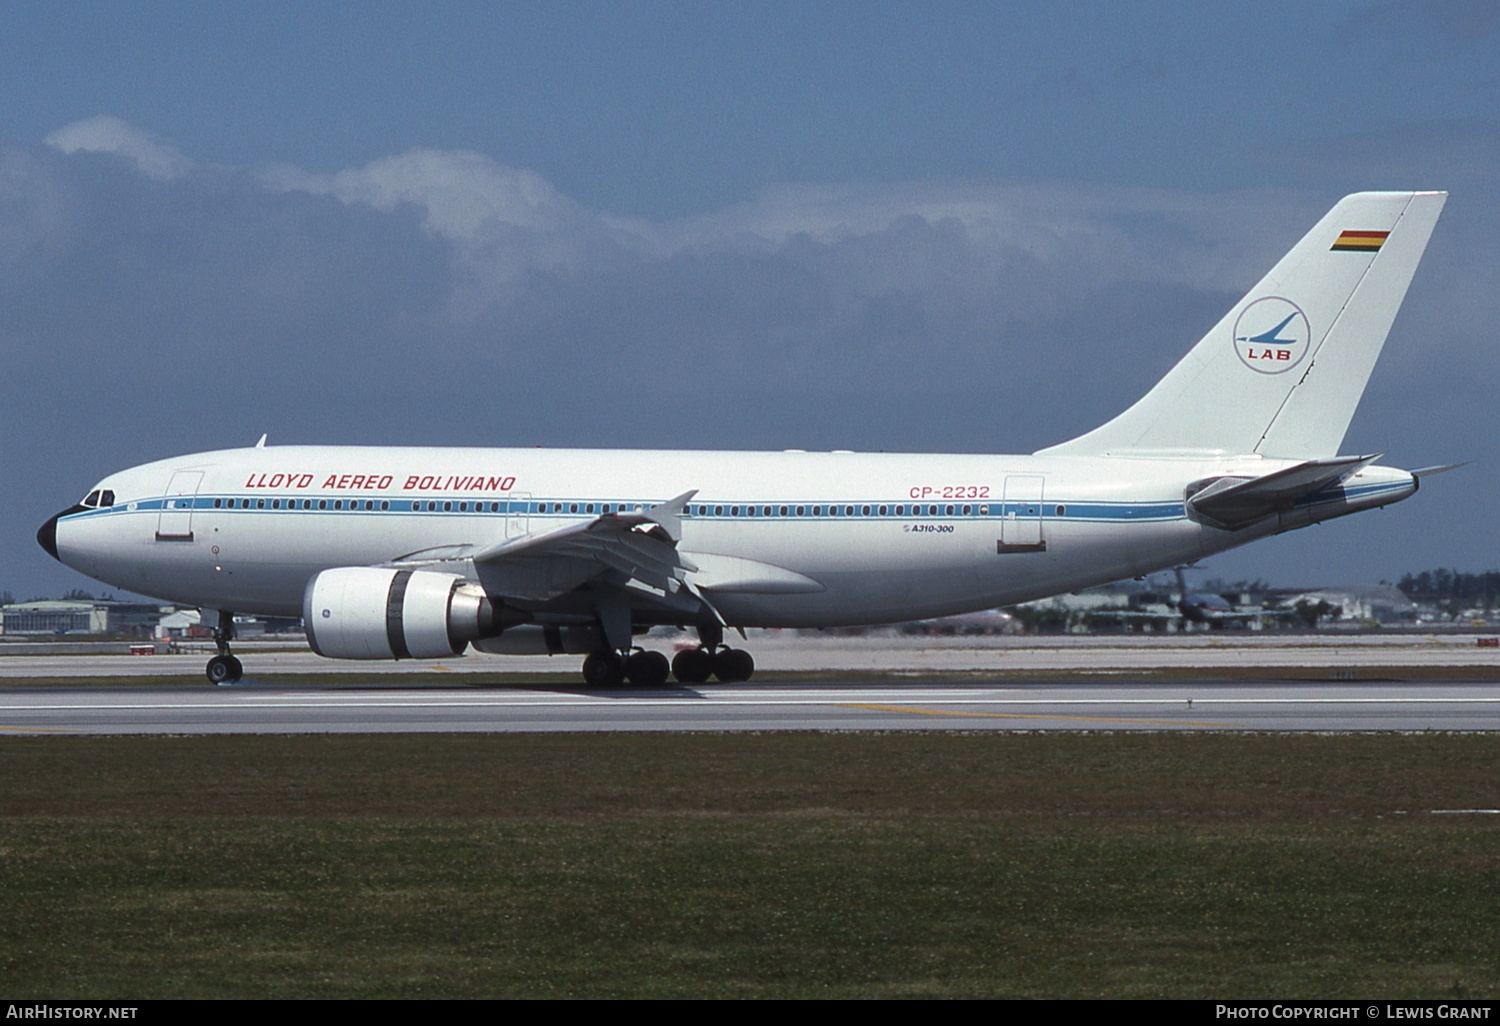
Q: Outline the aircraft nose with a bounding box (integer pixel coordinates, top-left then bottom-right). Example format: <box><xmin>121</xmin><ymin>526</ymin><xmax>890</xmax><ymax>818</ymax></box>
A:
<box><xmin>37</xmin><ymin>513</ymin><xmax>61</xmax><ymax>561</ymax></box>
<box><xmin>36</xmin><ymin>506</ymin><xmax>83</xmax><ymax>562</ymax></box>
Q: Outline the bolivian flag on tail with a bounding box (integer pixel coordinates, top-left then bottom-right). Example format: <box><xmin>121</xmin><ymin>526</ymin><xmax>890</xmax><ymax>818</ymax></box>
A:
<box><xmin>1331</xmin><ymin>229</ymin><xmax>1389</xmax><ymax>252</ymax></box>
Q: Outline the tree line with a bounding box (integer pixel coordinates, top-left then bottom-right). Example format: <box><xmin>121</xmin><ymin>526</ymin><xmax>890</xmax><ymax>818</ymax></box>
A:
<box><xmin>1395</xmin><ymin>569</ymin><xmax>1500</xmax><ymax>609</ymax></box>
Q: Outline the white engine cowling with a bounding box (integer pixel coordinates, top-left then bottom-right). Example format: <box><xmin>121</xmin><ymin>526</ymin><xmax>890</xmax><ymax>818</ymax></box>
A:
<box><xmin>303</xmin><ymin>567</ymin><xmax>503</xmax><ymax>660</ymax></box>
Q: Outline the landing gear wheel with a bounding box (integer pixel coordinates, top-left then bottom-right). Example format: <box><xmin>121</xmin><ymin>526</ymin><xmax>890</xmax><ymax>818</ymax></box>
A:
<box><xmin>581</xmin><ymin>651</ymin><xmax>626</xmax><ymax>687</ymax></box>
<box><xmin>671</xmin><ymin>647</ymin><xmax>714</xmax><ymax>684</ymax></box>
<box><xmin>625</xmin><ymin>650</ymin><xmax>671</xmax><ymax>687</ymax></box>
<box><xmin>712</xmin><ymin>648</ymin><xmax>755</xmax><ymax>683</ymax></box>
<box><xmin>206</xmin><ymin>654</ymin><xmax>243</xmax><ymax>685</ymax></box>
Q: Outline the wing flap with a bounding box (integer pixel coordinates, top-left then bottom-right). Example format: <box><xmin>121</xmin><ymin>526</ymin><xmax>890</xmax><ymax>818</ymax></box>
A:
<box><xmin>473</xmin><ymin>490</ymin><xmax>700</xmax><ymax>603</ymax></box>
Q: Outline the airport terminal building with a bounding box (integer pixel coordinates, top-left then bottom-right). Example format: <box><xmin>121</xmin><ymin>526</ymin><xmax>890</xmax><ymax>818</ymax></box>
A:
<box><xmin>0</xmin><ymin>598</ymin><xmax>166</xmax><ymax>637</ymax></box>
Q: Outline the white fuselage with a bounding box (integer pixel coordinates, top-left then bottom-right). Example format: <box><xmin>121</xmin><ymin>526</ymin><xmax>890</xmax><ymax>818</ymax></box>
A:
<box><xmin>50</xmin><ymin>444</ymin><xmax>1416</xmax><ymax>626</ymax></box>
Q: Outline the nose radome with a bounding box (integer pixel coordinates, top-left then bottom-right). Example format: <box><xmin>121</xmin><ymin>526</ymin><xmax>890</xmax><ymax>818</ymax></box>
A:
<box><xmin>37</xmin><ymin>513</ymin><xmax>60</xmax><ymax>561</ymax></box>
<box><xmin>37</xmin><ymin>505</ymin><xmax>86</xmax><ymax>562</ymax></box>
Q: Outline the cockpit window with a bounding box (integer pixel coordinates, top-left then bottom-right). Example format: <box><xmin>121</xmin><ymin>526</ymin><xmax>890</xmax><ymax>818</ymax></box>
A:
<box><xmin>83</xmin><ymin>491</ymin><xmax>101</xmax><ymax>507</ymax></box>
<box><xmin>99</xmin><ymin>490</ymin><xmax>115</xmax><ymax>507</ymax></box>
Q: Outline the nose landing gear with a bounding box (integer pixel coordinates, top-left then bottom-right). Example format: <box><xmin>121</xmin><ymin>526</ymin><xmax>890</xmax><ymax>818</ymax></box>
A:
<box><xmin>205</xmin><ymin>612</ymin><xmax>243</xmax><ymax>685</ymax></box>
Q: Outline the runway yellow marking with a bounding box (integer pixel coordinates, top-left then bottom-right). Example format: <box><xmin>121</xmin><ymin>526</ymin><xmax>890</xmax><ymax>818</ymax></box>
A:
<box><xmin>0</xmin><ymin>724</ymin><xmax>75</xmax><ymax>733</ymax></box>
<box><xmin>838</xmin><ymin>703</ymin><xmax>1237</xmax><ymax>728</ymax></box>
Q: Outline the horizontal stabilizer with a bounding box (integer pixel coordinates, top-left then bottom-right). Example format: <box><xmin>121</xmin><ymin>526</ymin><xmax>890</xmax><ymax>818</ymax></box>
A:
<box><xmin>1411</xmin><ymin>462</ymin><xmax>1467</xmax><ymax>479</ymax></box>
<box><xmin>1187</xmin><ymin>454</ymin><xmax>1379</xmax><ymax>530</ymax></box>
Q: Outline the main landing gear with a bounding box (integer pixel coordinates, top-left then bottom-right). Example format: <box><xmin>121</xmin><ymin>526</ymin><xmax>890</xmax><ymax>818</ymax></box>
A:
<box><xmin>205</xmin><ymin>612</ymin><xmax>243</xmax><ymax>685</ymax></box>
<box><xmin>579</xmin><ymin>624</ymin><xmax>755</xmax><ymax>687</ymax></box>
<box><xmin>669</xmin><ymin>645</ymin><xmax>753</xmax><ymax>684</ymax></box>
<box><xmin>581</xmin><ymin>649</ymin><xmax>669</xmax><ymax>688</ymax></box>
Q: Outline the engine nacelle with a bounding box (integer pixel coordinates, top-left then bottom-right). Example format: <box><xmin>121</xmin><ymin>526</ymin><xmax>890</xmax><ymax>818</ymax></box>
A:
<box><xmin>303</xmin><ymin>567</ymin><xmax>509</xmax><ymax>660</ymax></box>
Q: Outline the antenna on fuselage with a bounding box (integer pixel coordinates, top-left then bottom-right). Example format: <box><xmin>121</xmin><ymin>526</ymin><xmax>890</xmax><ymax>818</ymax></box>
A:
<box><xmin>254</xmin><ymin>433</ymin><xmax>267</xmax><ymax>448</ymax></box>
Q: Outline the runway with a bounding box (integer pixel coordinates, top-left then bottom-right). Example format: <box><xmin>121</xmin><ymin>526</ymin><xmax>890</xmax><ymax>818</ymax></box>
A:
<box><xmin>3</xmin><ymin>678</ymin><xmax>1499</xmax><ymax>734</ymax></box>
<box><xmin>3</xmin><ymin>629</ymin><xmax>1499</xmax><ymax>678</ymax></box>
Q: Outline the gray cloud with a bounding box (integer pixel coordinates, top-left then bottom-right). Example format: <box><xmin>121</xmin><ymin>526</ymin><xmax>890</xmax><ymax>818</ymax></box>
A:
<box><xmin>44</xmin><ymin>116</ymin><xmax>194</xmax><ymax>181</ymax></box>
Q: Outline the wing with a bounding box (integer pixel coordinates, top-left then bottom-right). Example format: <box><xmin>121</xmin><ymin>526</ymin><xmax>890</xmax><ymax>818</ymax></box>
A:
<box><xmin>470</xmin><ymin>490</ymin><xmax>709</xmax><ymax>617</ymax></box>
<box><xmin>380</xmin><ymin>488</ymin><xmax>824</xmax><ymax>635</ymax></box>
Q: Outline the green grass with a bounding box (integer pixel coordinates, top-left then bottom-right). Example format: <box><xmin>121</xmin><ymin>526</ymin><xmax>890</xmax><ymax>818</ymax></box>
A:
<box><xmin>2</xmin><ymin>732</ymin><xmax>1498</xmax><ymax>997</ymax></box>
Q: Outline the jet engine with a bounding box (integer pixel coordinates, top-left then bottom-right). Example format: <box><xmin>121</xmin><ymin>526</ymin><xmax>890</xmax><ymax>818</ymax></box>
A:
<box><xmin>303</xmin><ymin>567</ymin><xmax>520</xmax><ymax>659</ymax></box>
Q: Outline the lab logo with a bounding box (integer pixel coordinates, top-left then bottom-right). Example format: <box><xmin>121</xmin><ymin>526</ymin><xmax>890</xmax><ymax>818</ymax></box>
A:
<box><xmin>1233</xmin><ymin>296</ymin><xmax>1311</xmax><ymax>375</ymax></box>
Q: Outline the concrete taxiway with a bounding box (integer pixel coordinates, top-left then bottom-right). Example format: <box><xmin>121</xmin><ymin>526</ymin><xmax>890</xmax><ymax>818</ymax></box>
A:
<box><xmin>2</xmin><ymin>630</ymin><xmax>1498</xmax><ymax>679</ymax></box>
<box><xmin>2</xmin><ymin>679</ymin><xmax>1499</xmax><ymax>735</ymax></box>
<box><xmin>2</xmin><ymin>633</ymin><xmax>1495</xmax><ymax>734</ymax></box>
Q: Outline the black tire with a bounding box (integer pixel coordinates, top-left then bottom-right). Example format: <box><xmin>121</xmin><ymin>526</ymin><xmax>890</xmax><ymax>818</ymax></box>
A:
<box><xmin>712</xmin><ymin>648</ymin><xmax>755</xmax><ymax>683</ymax></box>
<box><xmin>671</xmin><ymin>647</ymin><xmax>714</xmax><ymax>684</ymax></box>
<box><xmin>206</xmin><ymin>655</ymin><xmax>242</xmax><ymax>685</ymax></box>
<box><xmin>581</xmin><ymin>651</ymin><xmax>626</xmax><ymax>687</ymax></box>
<box><xmin>626</xmin><ymin>650</ymin><xmax>671</xmax><ymax>687</ymax></box>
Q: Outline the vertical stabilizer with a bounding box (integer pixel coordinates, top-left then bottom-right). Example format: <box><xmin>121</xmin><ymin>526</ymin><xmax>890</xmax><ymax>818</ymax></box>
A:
<box><xmin>1038</xmin><ymin>191</ymin><xmax>1446</xmax><ymax>459</ymax></box>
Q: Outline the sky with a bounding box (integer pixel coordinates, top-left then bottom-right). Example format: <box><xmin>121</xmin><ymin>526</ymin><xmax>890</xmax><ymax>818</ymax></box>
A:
<box><xmin>2</xmin><ymin>0</ymin><xmax>1497</xmax><ymax>602</ymax></box>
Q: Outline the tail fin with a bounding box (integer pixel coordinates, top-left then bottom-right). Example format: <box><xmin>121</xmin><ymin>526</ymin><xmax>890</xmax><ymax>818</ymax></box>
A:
<box><xmin>1038</xmin><ymin>191</ymin><xmax>1446</xmax><ymax>459</ymax></box>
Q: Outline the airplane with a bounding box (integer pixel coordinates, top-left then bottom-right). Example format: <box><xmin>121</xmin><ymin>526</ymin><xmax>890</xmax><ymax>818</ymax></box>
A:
<box><xmin>1124</xmin><ymin>567</ymin><xmax>1301</xmax><ymax>630</ymax></box>
<box><xmin>38</xmin><ymin>191</ymin><xmax>1448</xmax><ymax>687</ymax></box>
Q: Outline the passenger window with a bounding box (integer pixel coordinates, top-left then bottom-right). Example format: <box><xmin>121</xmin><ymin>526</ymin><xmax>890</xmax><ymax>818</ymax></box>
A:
<box><xmin>213</xmin><ymin>498</ymin><xmax>222</xmax><ymax>509</ymax></box>
<box><xmin>319</xmin><ymin>500</ymin><xmax>328</xmax><ymax>510</ymax></box>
